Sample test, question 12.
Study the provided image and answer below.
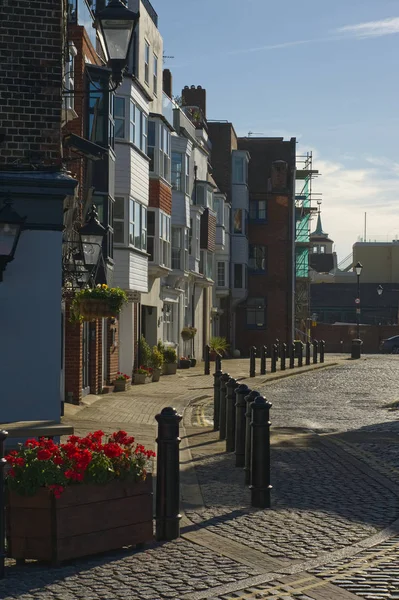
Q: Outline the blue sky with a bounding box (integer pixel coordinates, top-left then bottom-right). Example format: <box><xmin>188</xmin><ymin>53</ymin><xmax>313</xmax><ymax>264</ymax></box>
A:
<box><xmin>156</xmin><ymin>0</ymin><xmax>399</xmax><ymax>260</ymax></box>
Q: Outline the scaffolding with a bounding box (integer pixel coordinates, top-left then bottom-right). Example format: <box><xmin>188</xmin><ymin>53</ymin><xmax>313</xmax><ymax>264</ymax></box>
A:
<box><xmin>295</xmin><ymin>151</ymin><xmax>320</xmax><ymax>338</ymax></box>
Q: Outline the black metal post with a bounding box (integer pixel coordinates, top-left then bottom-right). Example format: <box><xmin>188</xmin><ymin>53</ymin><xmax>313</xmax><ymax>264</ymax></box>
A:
<box><xmin>219</xmin><ymin>373</ymin><xmax>230</xmax><ymax>441</ymax></box>
<box><xmin>235</xmin><ymin>384</ymin><xmax>250</xmax><ymax>468</ymax></box>
<box><xmin>249</xmin><ymin>346</ymin><xmax>256</xmax><ymax>378</ymax></box>
<box><xmin>226</xmin><ymin>378</ymin><xmax>239</xmax><ymax>452</ymax></box>
<box><xmin>357</xmin><ymin>272</ymin><xmax>360</xmax><ymax>339</ymax></box>
<box><xmin>244</xmin><ymin>390</ymin><xmax>261</xmax><ymax>485</ymax></box>
<box><xmin>213</xmin><ymin>369</ymin><xmax>223</xmax><ymax>431</ymax></box>
<box><xmin>271</xmin><ymin>344</ymin><xmax>277</xmax><ymax>373</ymax></box>
<box><xmin>275</xmin><ymin>338</ymin><xmax>280</xmax><ymax>358</ymax></box>
<box><xmin>298</xmin><ymin>342</ymin><xmax>303</xmax><ymax>368</ymax></box>
<box><xmin>155</xmin><ymin>408</ymin><xmax>182</xmax><ymax>541</ymax></box>
<box><xmin>215</xmin><ymin>353</ymin><xmax>222</xmax><ymax>372</ymax></box>
<box><xmin>0</xmin><ymin>430</ymin><xmax>7</xmax><ymax>580</ymax></box>
<box><xmin>313</xmin><ymin>340</ymin><xmax>318</xmax><ymax>364</ymax></box>
<box><xmin>280</xmin><ymin>343</ymin><xmax>286</xmax><ymax>371</ymax></box>
<box><xmin>290</xmin><ymin>343</ymin><xmax>295</xmax><ymax>369</ymax></box>
<box><xmin>320</xmin><ymin>340</ymin><xmax>325</xmax><ymax>363</ymax></box>
<box><xmin>204</xmin><ymin>344</ymin><xmax>210</xmax><ymax>375</ymax></box>
<box><xmin>260</xmin><ymin>345</ymin><xmax>267</xmax><ymax>375</ymax></box>
<box><xmin>305</xmin><ymin>341</ymin><xmax>311</xmax><ymax>366</ymax></box>
<box><xmin>250</xmin><ymin>396</ymin><xmax>272</xmax><ymax>509</ymax></box>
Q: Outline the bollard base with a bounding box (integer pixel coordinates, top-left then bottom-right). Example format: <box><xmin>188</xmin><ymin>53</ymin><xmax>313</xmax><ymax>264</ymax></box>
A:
<box><xmin>250</xmin><ymin>485</ymin><xmax>273</xmax><ymax>509</ymax></box>
<box><xmin>244</xmin><ymin>467</ymin><xmax>250</xmax><ymax>486</ymax></box>
<box><xmin>235</xmin><ymin>453</ymin><xmax>245</xmax><ymax>468</ymax></box>
<box><xmin>351</xmin><ymin>338</ymin><xmax>362</xmax><ymax>360</ymax></box>
<box><xmin>156</xmin><ymin>514</ymin><xmax>182</xmax><ymax>542</ymax></box>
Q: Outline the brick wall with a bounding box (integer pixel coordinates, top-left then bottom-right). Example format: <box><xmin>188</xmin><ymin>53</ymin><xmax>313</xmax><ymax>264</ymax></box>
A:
<box><xmin>0</xmin><ymin>0</ymin><xmax>64</xmax><ymax>167</ymax></box>
<box><xmin>64</xmin><ymin>301</ymin><xmax>83</xmax><ymax>405</ymax></box>
<box><xmin>107</xmin><ymin>319</ymin><xmax>119</xmax><ymax>384</ymax></box>
<box><xmin>311</xmin><ymin>323</ymin><xmax>399</xmax><ymax>354</ymax></box>
<box><xmin>182</xmin><ymin>85</ymin><xmax>207</xmax><ymax>118</ymax></box>
<box><xmin>207</xmin><ymin>122</ymin><xmax>238</xmax><ymax>201</ymax></box>
<box><xmin>149</xmin><ymin>178</ymin><xmax>172</xmax><ymax>214</ymax></box>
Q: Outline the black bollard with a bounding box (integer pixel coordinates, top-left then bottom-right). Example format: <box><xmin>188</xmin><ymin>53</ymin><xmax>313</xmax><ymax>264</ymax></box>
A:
<box><xmin>219</xmin><ymin>373</ymin><xmax>230</xmax><ymax>441</ymax></box>
<box><xmin>275</xmin><ymin>339</ymin><xmax>280</xmax><ymax>358</ymax></box>
<box><xmin>320</xmin><ymin>340</ymin><xmax>325</xmax><ymax>363</ymax></box>
<box><xmin>226</xmin><ymin>378</ymin><xmax>239</xmax><ymax>452</ymax></box>
<box><xmin>204</xmin><ymin>344</ymin><xmax>210</xmax><ymax>375</ymax></box>
<box><xmin>244</xmin><ymin>390</ymin><xmax>261</xmax><ymax>485</ymax></box>
<box><xmin>290</xmin><ymin>343</ymin><xmax>295</xmax><ymax>369</ymax></box>
<box><xmin>249</xmin><ymin>346</ymin><xmax>256</xmax><ymax>378</ymax></box>
<box><xmin>0</xmin><ymin>430</ymin><xmax>7</xmax><ymax>580</ymax></box>
<box><xmin>215</xmin><ymin>353</ymin><xmax>222</xmax><ymax>372</ymax></box>
<box><xmin>213</xmin><ymin>369</ymin><xmax>223</xmax><ymax>431</ymax></box>
<box><xmin>235</xmin><ymin>384</ymin><xmax>250</xmax><ymax>468</ymax></box>
<box><xmin>298</xmin><ymin>342</ymin><xmax>303</xmax><ymax>368</ymax></box>
<box><xmin>271</xmin><ymin>344</ymin><xmax>277</xmax><ymax>373</ymax></box>
<box><xmin>313</xmin><ymin>340</ymin><xmax>318</xmax><ymax>364</ymax></box>
<box><xmin>280</xmin><ymin>343</ymin><xmax>286</xmax><ymax>371</ymax></box>
<box><xmin>155</xmin><ymin>408</ymin><xmax>182</xmax><ymax>541</ymax></box>
<box><xmin>260</xmin><ymin>345</ymin><xmax>267</xmax><ymax>375</ymax></box>
<box><xmin>306</xmin><ymin>341</ymin><xmax>311</xmax><ymax>366</ymax></box>
<box><xmin>250</xmin><ymin>396</ymin><xmax>273</xmax><ymax>509</ymax></box>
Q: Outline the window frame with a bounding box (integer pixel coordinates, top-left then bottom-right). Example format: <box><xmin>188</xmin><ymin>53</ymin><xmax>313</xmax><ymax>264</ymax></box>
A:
<box><xmin>171</xmin><ymin>152</ymin><xmax>183</xmax><ymax>191</ymax></box>
<box><xmin>249</xmin><ymin>199</ymin><xmax>267</xmax><ymax>222</ymax></box>
<box><xmin>246</xmin><ymin>297</ymin><xmax>267</xmax><ymax>329</ymax></box>
<box><xmin>217</xmin><ymin>261</ymin><xmax>226</xmax><ymax>287</ymax></box>
<box><xmin>113</xmin><ymin>196</ymin><xmax>125</xmax><ymax>245</ymax></box>
<box><xmin>144</xmin><ymin>40</ymin><xmax>150</xmax><ymax>85</ymax></box>
<box><xmin>114</xmin><ymin>96</ymin><xmax>126</xmax><ymax>140</ymax></box>
<box><xmin>248</xmin><ymin>244</ymin><xmax>267</xmax><ymax>273</ymax></box>
<box><xmin>153</xmin><ymin>53</ymin><xmax>158</xmax><ymax>96</ymax></box>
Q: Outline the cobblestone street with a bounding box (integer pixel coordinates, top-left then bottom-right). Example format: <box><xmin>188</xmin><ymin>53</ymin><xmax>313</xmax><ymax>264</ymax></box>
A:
<box><xmin>2</xmin><ymin>355</ymin><xmax>399</xmax><ymax>600</ymax></box>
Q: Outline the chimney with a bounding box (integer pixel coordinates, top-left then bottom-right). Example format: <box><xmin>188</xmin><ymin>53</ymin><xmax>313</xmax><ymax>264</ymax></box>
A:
<box><xmin>163</xmin><ymin>69</ymin><xmax>173</xmax><ymax>98</ymax></box>
<box><xmin>182</xmin><ymin>85</ymin><xmax>207</xmax><ymax>119</ymax></box>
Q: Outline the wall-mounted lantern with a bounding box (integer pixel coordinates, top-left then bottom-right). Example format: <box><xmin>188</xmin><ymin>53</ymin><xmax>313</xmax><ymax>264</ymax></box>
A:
<box><xmin>0</xmin><ymin>198</ymin><xmax>26</xmax><ymax>282</ymax></box>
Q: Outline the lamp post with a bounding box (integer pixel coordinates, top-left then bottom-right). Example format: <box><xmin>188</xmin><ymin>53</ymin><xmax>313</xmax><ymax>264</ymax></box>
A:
<box><xmin>354</xmin><ymin>261</ymin><xmax>363</xmax><ymax>339</ymax></box>
<box><xmin>79</xmin><ymin>205</ymin><xmax>106</xmax><ymax>271</ymax></box>
<box><xmin>0</xmin><ymin>198</ymin><xmax>26</xmax><ymax>282</ymax></box>
<box><xmin>95</xmin><ymin>0</ymin><xmax>140</xmax><ymax>88</ymax></box>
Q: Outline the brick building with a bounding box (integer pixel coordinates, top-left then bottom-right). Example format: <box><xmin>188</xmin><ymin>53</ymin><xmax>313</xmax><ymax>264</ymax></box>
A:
<box><xmin>0</xmin><ymin>0</ymin><xmax>77</xmax><ymax>422</ymax></box>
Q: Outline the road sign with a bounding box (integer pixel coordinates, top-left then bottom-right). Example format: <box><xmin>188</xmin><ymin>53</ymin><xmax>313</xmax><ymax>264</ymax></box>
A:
<box><xmin>356</xmin><ymin>308</ymin><xmax>361</xmax><ymax>314</ymax></box>
<box><xmin>355</xmin><ymin>298</ymin><xmax>360</xmax><ymax>305</ymax></box>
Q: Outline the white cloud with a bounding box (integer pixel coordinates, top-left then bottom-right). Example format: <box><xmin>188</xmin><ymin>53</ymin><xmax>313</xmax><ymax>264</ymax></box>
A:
<box><xmin>305</xmin><ymin>149</ymin><xmax>399</xmax><ymax>260</ymax></box>
<box><xmin>336</xmin><ymin>16</ymin><xmax>399</xmax><ymax>38</ymax></box>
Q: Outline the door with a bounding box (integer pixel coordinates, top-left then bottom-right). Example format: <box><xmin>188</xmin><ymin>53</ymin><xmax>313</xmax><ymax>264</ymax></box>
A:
<box><xmin>82</xmin><ymin>321</ymin><xmax>91</xmax><ymax>396</ymax></box>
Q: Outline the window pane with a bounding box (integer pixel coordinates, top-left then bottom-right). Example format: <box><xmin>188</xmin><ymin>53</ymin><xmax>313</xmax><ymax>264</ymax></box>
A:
<box><xmin>171</xmin><ymin>152</ymin><xmax>183</xmax><ymax>191</ymax></box>
<box><xmin>114</xmin><ymin>221</ymin><xmax>124</xmax><ymax>243</ymax></box>
<box><xmin>114</xmin><ymin>97</ymin><xmax>125</xmax><ymax>117</ymax></box>
<box><xmin>234</xmin><ymin>209</ymin><xmax>242</xmax><ymax>233</ymax></box>
<box><xmin>129</xmin><ymin>101</ymin><xmax>135</xmax><ymax>141</ymax></box>
<box><xmin>134</xmin><ymin>202</ymin><xmax>141</xmax><ymax>248</ymax></box>
<box><xmin>135</xmin><ymin>108</ymin><xmax>142</xmax><ymax>147</ymax></box>
<box><xmin>234</xmin><ymin>264</ymin><xmax>243</xmax><ymax>288</ymax></box>
<box><xmin>148</xmin><ymin>120</ymin><xmax>156</xmax><ymax>146</ymax></box>
<box><xmin>147</xmin><ymin>237</ymin><xmax>154</xmax><ymax>261</ymax></box>
<box><xmin>196</xmin><ymin>185</ymin><xmax>205</xmax><ymax>205</ymax></box>
<box><xmin>129</xmin><ymin>222</ymin><xmax>134</xmax><ymax>245</ymax></box>
<box><xmin>141</xmin><ymin>205</ymin><xmax>147</xmax><ymax>249</ymax></box>
<box><xmin>233</xmin><ymin>157</ymin><xmax>244</xmax><ymax>183</ymax></box>
<box><xmin>114</xmin><ymin>197</ymin><xmax>124</xmax><ymax>220</ymax></box>
<box><xmin>147</xmin><ymin>211</ymin><xmax>155</xmax><ymax>236</ymax></box>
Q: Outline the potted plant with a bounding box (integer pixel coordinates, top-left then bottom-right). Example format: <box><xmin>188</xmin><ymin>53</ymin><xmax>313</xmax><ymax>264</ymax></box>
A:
<box><xmin>181</xmin><ymin>326</ymin><xmax>197</xmax><ymax>342</ymax></box>
<box><xmin>162</xmin><ymin>347</ymin><xmax>177</xmax><ymax>375</ymax></box>
<box><xmin>188</xmin><ymin>355</ymin><xmax>197</xmax><ymax>367</ymax></box>
<box><xmin>209</xmin><ymin>336</ymin><xmax>229</xmax><ymax>360</ymax></box>
<box><xmin>134</xmin><ymin>366</ymin><xmax>150</xmax><ymax>384</ymax></box>
<box><xmin>150</xmin><ymin>346</ymin><xmax>164</xmax><ymax>382</ymax></box>
<box><xmin>71</xmin><ymin>284</ymin><xmax>128</xmax><ymax>321</ymax></box>
<box><xmin>5</xmin><ymin>431</ymin><xmax>155</xmax><ymax>564</ymax></box>
<box><xmin>179</xmin><ymin>356</ymin><xmax>191</xmax><ymax>369</ymax></box>
<box><xmin>113</xmin><ymin>372</ymin><xmax>131</xmax><ymax>392</ymax></box>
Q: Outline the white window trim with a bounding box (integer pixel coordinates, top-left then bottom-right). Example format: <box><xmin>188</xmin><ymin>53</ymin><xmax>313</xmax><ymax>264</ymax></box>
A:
<box><xmin>144</xmin><ymin>40</ymin><xmax>150</xmax><ymax>85</ymax></box>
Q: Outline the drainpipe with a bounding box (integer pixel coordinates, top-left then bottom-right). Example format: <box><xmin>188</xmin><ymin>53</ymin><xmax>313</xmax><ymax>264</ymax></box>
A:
<box><xmin>192</xmin><ymin>164</ymin><xmax>198</xmax><ymax>358</ymax></box>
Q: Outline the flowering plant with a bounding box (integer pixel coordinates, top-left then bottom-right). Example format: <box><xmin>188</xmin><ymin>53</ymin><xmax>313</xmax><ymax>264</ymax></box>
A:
<box><xmin>135</xmin><ymin>366</ymin><xmax>152</xmax><ymax>375</ymax></box>
<box><xmin>71</xmin><ymin>284</ymin><xmax>128</xmax><ymax>322</ymax></box>
<box><xmin>180</xmin><ymin>356</ymin><xmax>189</xmax><ymax>361</ymax></box>
<box><xmin>5</xmin><ymin>431</ymin><xmax>155</xmax><ymax>498</ymax></box>
<box><xmin>115</xmin><ymin>372</ymin><xmax>131</xmax><ymax>381</ymax></box>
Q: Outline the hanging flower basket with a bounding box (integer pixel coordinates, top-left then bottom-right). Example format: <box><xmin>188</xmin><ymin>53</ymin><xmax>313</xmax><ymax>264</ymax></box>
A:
<box><xmin>181</xmin><ymin>327</ymin><xmax>197</xmax><ymax>341</ymax></box>
<box><xmin>71</xmin><ymin>285</ymin><xmax>128</xmax><ymax>322</ymax></box>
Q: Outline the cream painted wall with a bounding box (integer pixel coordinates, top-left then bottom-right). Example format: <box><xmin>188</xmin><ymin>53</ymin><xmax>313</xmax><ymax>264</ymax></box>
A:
<box><xmin>353</xmin><ymin>243</ymin><xmax>399</xmax><ymax>283</ymax></box>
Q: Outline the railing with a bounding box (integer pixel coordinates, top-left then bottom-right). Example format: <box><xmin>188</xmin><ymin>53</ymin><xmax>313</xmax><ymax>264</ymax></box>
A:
<box><xmin>162</xmin><ymin>93</ymin><xmax>174</xmax><ymax>129</ymax></box>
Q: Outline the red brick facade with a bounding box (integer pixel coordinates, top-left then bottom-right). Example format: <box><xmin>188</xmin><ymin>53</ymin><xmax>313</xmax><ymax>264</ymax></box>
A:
<box><xmin>0</xmin><ymin>0</ymin><xmax>64</xmax><ymax>167</ymax></box>
<box><xmin>149</xmin><ymin>177</ymin><xmax>172</xmax><ymax>214</ymax></box>
<box><xmin>200</xmin><ymin>209</ymin><xmax>216</xmax><ymax>252</ymax></box>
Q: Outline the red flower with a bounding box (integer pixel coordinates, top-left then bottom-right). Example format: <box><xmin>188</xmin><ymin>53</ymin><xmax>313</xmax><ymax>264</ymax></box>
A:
<box><xmin>48</xmin><ymin>484</ymin><xmax>64</xmax><ymax>499</ymax></box>
<box><xmin>8</xmin><ymin>468</ymin><xmax>15</xmax><ymax>478</ymax></box>
<box><xmin>53</xmin><ymin>455</ymin><xmax>64</xmax><ymax>466</ymax></box>
<box><xmin>68</xmin><ymin>435</ymin><xmax>80</xmax><ymax>444</ymax></box>
<box><xmin>24</xmin><ymin>439</ymin><xmax>39</xmax><ymax>448</ymax></box>
<box><xmin>103</xmin><ymin>442</ymin><xmax>124</xmax><ymax>459</ymax></box>
<box><xmin>14</xmin><ymin>457</ymin><xmax>25</xmax><ymax>467</ymax></box>
<box><xmin>37</xmin><ymin>449</ymin><xmax>52</xmax><ymax>461</ymax></box>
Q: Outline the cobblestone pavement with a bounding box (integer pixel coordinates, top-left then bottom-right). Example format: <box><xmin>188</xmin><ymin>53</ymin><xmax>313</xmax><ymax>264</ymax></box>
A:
<box><xmin>185</xmin><ymin>430</ymin><xmax>399</xmax><ymax>560</ymax></box>
<box><xmin>1</xmin><ymin>540</ymin><xmax>260</xmax><ymax>600</ymax></box>
<box><xmin>3</xmin><ymin>355</ymin><xmax>399</xmax><ymax>600</ymax></box>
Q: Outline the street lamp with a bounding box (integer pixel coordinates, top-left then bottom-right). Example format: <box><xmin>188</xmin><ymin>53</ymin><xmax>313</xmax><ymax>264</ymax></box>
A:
<box><xmin>79</xmin><ymin>205</ymin><xmax>106</xmax><ymax>271</ymax></box>
<box><xmin>0</xmin><ymin>198</ymin><xmax>26</xmax><ymax>282</ymax></box>
<box><xmin>354</xmin><ymin>261</ymin><xmax>363</xmax><ymax>338</ymax></box>
<box><xmin>377</xmin><ymin>285</ymin><xmax>383</xmax><ymax>296</ymax></box>
<box><xmin>95</xmin><ymin>0</ymin><xmax>140</xmax><ymax>88</ymax></box>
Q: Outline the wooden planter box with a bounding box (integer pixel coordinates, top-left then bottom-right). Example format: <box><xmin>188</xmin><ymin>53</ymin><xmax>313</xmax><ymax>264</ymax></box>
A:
<box><xmin>113</xmin><ymin>379</ymin><xmax>131</xmax><ymax>392</ymax></box>
<box><xmin>78</xmin><ymin>299</ymin><xmax>116</xmax><ymax>321</ymax></box>
<box><xmin>6</xmin><ymin>476</ymin><xmax>153</xmax><ymax>564</ymax></box>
